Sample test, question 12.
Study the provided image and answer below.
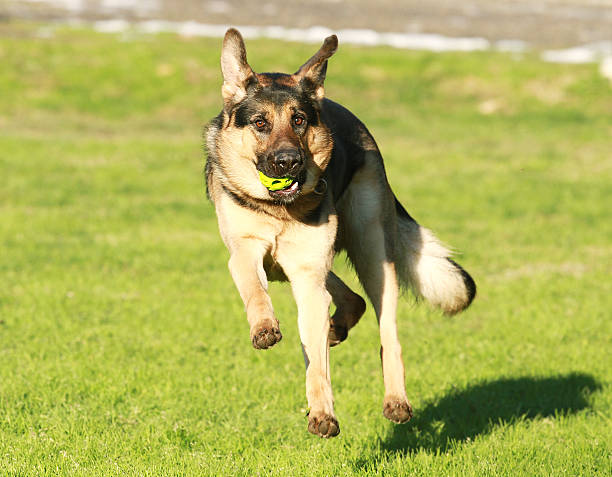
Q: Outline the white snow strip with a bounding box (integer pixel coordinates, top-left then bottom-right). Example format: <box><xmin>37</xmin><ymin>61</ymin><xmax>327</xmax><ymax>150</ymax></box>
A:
<box><xmin>541</xmin><ymin>41</ymin><xmax>612</xmax><ymax>64</ymax></box>
<box><xmin>130</xmin><ymin>22</ymin><xmax>492</xmax><ymax>52</ymax></box>
<box><xmin>541</xmin><ymin>47</ymin><xmax>599</xmax><ymax>64</ymax></box>
<box><xmin>50</xmin><ymin>18</ymin><xmax>612</xmax><ymax>79</ymax></box>
<box><xmin>93</xmin><ymin>19</ymin><xmax>131</xmax><ymax>33</ymax></box>
<box><xmin>91</xmin><ymin>21</ymin><xmax>491</xmax><ymax>52</ymax></box>
<box><xmin>380</xmin><ymin>32</ymin><xmax>489</xmax><ymax>51</ymax></box>
<box><xmin>495</xmin><ymin>39</ymin><xmax>529</xmax><ymax>53</ymax></box>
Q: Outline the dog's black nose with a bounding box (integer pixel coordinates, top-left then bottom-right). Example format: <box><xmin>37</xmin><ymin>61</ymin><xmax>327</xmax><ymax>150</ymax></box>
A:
<box><xmin>270</xmin><ymin>148</ymin><xmax>303</xmax><ymax>176</ymax></box>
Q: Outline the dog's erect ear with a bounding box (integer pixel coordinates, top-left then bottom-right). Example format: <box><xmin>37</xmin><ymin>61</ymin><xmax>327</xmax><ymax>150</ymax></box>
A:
<box><xmin>221</xmin><ymin>28</ymin><xmax>256</xmax><ymax>109</ymax></box>
<box><xmin>294</xmin><ymin>35</ymin><xmax>338</xmax><ymax>100</ymax></box>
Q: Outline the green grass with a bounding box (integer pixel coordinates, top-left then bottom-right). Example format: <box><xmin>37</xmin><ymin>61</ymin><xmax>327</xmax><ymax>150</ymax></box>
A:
<box><xmin>1</xmin><ymin>22</ymin><xmax>611</xmax><ymax>476</ymax></box>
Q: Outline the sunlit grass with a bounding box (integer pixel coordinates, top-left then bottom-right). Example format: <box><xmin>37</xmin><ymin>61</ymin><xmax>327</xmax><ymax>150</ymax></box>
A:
<box><xmin>1</xmin><ymin>23</ymin><xmax>611</xmax><ymax>476</ymax></box>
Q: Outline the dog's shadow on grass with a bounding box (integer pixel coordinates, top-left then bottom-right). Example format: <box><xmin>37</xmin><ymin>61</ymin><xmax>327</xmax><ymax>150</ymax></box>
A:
<box><xmin>378</xmin><ymin>372</ymin><xmax>600</xmax><ymax>456</ymax></box>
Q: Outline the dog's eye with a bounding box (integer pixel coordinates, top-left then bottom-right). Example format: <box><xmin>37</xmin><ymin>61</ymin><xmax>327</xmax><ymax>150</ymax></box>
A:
<box><xmin>293</xmin><ymin>116</ymin><xmax>306</xmax><ymax>127</ymax></box>
<box><xmin>254</xmin><ymin>119</ymin><xmax>267</xmax><ymax>130</ymax></box>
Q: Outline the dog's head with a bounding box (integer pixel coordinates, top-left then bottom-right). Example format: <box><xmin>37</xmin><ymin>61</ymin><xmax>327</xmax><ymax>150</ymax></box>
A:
<box><xmin>212</xmin><ymin>28</ymin><xmax>337</xmax><ymax>204</ymax></box>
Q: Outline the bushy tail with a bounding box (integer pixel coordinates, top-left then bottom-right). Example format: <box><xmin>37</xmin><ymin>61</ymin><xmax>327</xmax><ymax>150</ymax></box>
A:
<box><xmin>394</xmin><ymin>199</ymin><xmax>476</xmax><ymax>315</ymax></box>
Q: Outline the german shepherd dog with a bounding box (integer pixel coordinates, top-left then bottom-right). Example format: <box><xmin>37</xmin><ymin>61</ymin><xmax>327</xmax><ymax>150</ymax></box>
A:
<box><xmin>205</xmin><ymin>29</ymin><xmax>476</xmax><ymax>438</ymax></box>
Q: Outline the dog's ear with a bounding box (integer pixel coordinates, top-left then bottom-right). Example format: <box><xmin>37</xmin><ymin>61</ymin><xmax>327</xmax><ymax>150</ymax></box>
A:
<box><xmin>294</xmin><ymin>35</ymin><xmax>338</xmax><ymax>101</ymax></box>
<box><xmin>221</xmin><ymin>28</ymin><xmax>256</xmax><ymax>109</ymax></box>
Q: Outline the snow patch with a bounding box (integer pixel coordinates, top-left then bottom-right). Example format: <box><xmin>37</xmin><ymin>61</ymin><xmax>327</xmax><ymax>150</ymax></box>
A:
<box><xmin>54</xmin><ymin>18</ymin><xmax>612</xmax><ymax>82</ymax></box>
<box><xmin>542</xmin><ymin>41</ymin><xmax>612</xmax><ymax>64</ymax></box>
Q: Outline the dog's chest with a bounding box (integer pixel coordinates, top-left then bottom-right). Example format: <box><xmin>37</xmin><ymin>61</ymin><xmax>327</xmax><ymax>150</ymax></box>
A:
<box><xmin>262</xmin><ymin>224</ymin><xmax>304</xmax><ymax>282</ymax></box>
<box><xmin>217</xmin><ymin>191</ymin><xmax>337</xmax><ymax>281</ymax></box>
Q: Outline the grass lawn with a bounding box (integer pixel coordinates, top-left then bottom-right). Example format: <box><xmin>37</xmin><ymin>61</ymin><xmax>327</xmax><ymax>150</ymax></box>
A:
<box><xmin>0</xmin><ymin>22</ymin><xmax>611</xmax><ymax>476</ymax></box>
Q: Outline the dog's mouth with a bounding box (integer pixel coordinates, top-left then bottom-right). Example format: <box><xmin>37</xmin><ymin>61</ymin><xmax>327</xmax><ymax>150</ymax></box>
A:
<box><xmin>257</xmin><ymin>165</ymin><xmax>307</xmax><ymax>203</ymax></box>
<box><xmin>265</xmin><ymin>176</ymin><xmax>304</xmax><ymax>203</ymax></box>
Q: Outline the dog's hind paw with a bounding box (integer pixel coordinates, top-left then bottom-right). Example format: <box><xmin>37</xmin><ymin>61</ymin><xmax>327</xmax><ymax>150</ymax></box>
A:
<box><xmin>251</xmin><ymin>321</ymin><xmax>282</xmax><ymax>349</ymax></box>
<box><xmin>308</xmin><ymin>413</ymin><xmax>340</xmax><ymax>438</ymax></box>
<box><xmin>328</xmin><ymin>323</ymin><xmax>348</xmax><ymax>347</ymax></box>
<box><xmin>383</xmin><ymin>398</ymin><xmax>413</xmax><ymax>424</ymax></box>
<box><xmin>328</xmin><ymin>293</ymin><xmax>366</xmax><ymax>347</ymax></box>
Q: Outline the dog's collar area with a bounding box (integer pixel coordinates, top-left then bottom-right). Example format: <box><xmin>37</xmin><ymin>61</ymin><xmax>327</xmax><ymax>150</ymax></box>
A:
<box><xmin>314</xmin><ymin>178</ymin><xmax>327</xmax><ymax>195</ymax></box>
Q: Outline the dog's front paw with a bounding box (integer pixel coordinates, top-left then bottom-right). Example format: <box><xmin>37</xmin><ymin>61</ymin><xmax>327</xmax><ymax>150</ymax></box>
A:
<box><xmin>307</xmin><ymin>413</ymin><xmax>340</xmax><ymax>438</ymax></box>
<box><xmin>383</xmin><ymin>397</ymin><xmax>413</xmax><ymax>424</ymax></box>
<box><xmin>251</xmin><ymin>321</ymin><xmax>282</xmax><ymax>350</ymax></box>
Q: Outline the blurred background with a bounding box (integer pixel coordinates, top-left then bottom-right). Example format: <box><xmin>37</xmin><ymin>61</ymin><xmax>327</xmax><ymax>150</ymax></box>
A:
<box><xmin>4</xmin><ymin>0</ymin><xmax>612</xmax><ymax>48</ymax></box>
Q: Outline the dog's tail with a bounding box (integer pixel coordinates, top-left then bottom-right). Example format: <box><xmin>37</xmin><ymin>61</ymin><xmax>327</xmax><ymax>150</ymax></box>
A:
<box><xmin>393</xmin><ymin>198</ymin><xmax>476</xmax><ymax>315</ymax></box>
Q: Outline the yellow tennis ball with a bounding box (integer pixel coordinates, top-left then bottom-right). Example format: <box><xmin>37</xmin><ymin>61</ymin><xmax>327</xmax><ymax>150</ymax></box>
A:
<box><xmin>258</xmin><ymin>171</ymin><xmax>295</xmax><ymax>191</ymax></box>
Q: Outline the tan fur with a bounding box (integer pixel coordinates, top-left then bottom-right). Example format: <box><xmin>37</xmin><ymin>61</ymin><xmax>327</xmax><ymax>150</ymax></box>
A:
<box><xmin>205</xmin><ymin>29</ymin><xmax>475</xmax><ymax>438</ymax></box>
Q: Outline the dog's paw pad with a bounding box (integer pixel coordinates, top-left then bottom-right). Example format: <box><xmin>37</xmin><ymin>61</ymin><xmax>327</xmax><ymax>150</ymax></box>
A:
<box><xmin>383</xmin><ymin>398</ymin><xmax>413</xmax><ymax>424</ymax></box>
<box><xmin>251</xmin><ymin>323</ymin><xmax>282</xmax><ymax>350</ymax></box>
<box><xmin>308</xmin><ymin>414</ymin><xmax>340</xmax><ymax>438</ymax></box>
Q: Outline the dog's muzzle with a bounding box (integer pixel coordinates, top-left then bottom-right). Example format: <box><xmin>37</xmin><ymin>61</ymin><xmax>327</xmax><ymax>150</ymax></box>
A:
<box><xmin>267</xmin><ymin>148</ymin><xmax>304</xmax><ymax>178</ymax></box>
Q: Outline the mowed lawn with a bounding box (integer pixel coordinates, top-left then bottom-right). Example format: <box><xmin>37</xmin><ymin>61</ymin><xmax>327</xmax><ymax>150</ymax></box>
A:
<box><xmin>1</xmin><ymin>23</ymin><xmax>611</xmax><ymax>476</ymax></box>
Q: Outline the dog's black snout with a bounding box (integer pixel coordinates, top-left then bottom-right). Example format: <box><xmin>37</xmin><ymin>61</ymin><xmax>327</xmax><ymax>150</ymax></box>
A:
<box><xmin>270</xmin><ymin>148</ymin><xmax>303</xmax><ymax>176</ymax></box>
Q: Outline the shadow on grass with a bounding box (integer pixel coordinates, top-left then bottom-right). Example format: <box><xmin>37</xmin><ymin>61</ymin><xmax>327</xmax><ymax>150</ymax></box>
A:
<box><xmin>380</xmin><ymin>372</ymin><xmax>600</xmax><ymax>455</ymax></box>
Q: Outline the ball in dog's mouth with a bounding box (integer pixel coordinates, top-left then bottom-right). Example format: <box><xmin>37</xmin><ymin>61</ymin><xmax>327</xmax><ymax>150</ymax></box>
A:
<box><xmin>259</xmin><ymin>171</ymin><xmax>294</xmax><ymax>191</ymax></box>
<box><xmin>268</xmin><ymin>179</ymin><xmax>301</xmax><ymax>199</ymax></box>
<box><xmin>259</xmin><ymin>170</ymin><xmax>303</xmax><ymax>201</ymax></box>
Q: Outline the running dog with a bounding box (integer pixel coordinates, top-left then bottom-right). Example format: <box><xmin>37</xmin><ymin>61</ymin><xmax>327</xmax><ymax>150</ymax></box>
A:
<box><xmin>204</xmin><ymin>29</ymin><xmax>476</xmax><ymax>438</ymax></box>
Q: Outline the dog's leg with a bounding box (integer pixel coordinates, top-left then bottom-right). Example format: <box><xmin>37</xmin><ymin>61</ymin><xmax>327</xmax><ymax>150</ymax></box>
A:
<box><xmin>276</xmin><ymin>209</ymin><xmax>339</xmax><ymax>439</ymax></box>
<box><xmin>340</xmin><ymin>164</ymin><xmax>413</xmax><ymax>424</ymax></box>
<box><xmin>286</xmin><ymin>267</ymin><xmax>339</xmax><ymax>438</ymax></box>
<box><xmin>326</xmin><ymin>272</ymin><xmax>366</xmax><ymax>346</ymax></box>
<box><xmin>352</xmin><ymin>229</ymin><xmax>413</xmax><ymax>424</ymax></box>
<box><xmin>228</xmin><ymin>243</ymin><xmax>282</xmax><ymax>350</ymax></box>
